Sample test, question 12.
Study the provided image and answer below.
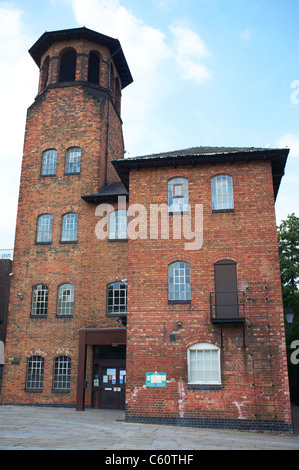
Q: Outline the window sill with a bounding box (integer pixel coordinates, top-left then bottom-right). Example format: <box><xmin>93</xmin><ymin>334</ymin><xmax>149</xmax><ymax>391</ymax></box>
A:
<box><xmin>107</xmin><ymin>313</ymin><xmax>127</xmax><ymax>316</ymax></box>
<box><xmin>108</xmin><ymin>238</ymin><xmax>128</xmax><ymax>242</ymax></box>
<box><xmin>60</xmin><ymin>240</ymin><xmax>78</xmax><ymax>244</ymax></box>
<box><xmin>168</xmin><ymin>300</ymin><xmax>191</xmax><ymax>305</ymax></box>
<box><xmin>52</xmin><ymin>389</ymin><xmax>70</xmax><ymax>394</ymax></box>
<box><xmin>212</xmin><ymin>208</ymin><xmax>234</xmax><ymax>213</ymax></box>
<box><xmin>64</xmin><ymin>172</ymin><xmax>81</xmax><ymax>176</ymax></box>
<box><xmin>30</xmin><ymin>315</ymin><xmax>47</xmax><ymax>319</ymax></box>
<box><xmin>35</xmin><ymin>242</ymin><xmax>52</xmax><ymax>245</ymax></box>
<box><xmin>25</xmin><ymin>389</ymin><xmax>43</xmax><ymax>393</ymax></box>
<box><xmin>188</xmin><ymin>384</ymin><xmax>222</xmax><ymax>390</ymax></box>
<box><xmin>40</xmin><ymin>174</ymin><xmax>57</xmax><ymax>178</ymax></box>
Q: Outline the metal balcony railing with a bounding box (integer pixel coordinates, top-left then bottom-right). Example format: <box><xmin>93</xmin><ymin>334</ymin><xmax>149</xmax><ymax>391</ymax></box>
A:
<box><xmin>210</xmin><ymin>291</ymin><xmax>245</xmax><ymax>323</ymax></box>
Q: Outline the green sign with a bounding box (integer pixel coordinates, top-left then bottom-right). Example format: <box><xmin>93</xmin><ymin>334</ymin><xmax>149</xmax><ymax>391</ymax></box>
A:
<box><xmin>146</xmin><ymin>372</ymin><xmax>167</xmax><ymax>388</ymax></box>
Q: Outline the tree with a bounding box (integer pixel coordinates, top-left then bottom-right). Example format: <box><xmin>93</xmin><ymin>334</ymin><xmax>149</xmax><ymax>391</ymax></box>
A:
<box><xmin>277</xmin><ymin>213</ymin><xmax>299</xmax><ymax>404</ymax></box>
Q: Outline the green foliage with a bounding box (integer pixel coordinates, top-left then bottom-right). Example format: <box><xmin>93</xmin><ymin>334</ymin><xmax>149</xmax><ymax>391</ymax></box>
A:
<box><xmin>278</xmin><ymin>213</ymin><xmax>299</xmax><ymax>404</ymax></box>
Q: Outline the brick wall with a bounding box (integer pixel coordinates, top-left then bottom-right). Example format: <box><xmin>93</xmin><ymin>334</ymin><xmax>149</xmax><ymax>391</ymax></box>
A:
<box><xmin>125</xmin><ymin>161</ymin><xmax>292</xmax><ymax>432</ymax></box>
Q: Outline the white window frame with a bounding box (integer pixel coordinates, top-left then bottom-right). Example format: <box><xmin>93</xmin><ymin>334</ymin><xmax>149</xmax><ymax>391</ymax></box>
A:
<box><xmin>26</xmin><ymin>355</ymin><xmax>44</xmax><ymax>390</ymax></box>
<box><xmin>57</xmin><ymin>284</ymin><xmax>74</xmax><ymax>316</ymax></box>
<box><xmin>53</xmin><ymin>356</ymin><xmax>71</xmax><ymax>391</ymax></box>
<box><xmin>107</xmin><ymin>281</ymin><xmax>127</xmax><ymax>315</ymax></box>
<box><xmin>187</xmin><ymin>343</ymin><xmax>221</xmax><ymax>385</ymax></box>
<box><xmin>65</xmin><ymin>147</ymin><xmax>81</xmax><ymax>174</ymax></box>
<box><xmin>41</xmin><ymin>149</ymin><xmax>57</xmax><ymax>176</ymax></box>
<box><xmin>31</xmin><ymin>284</ymin><xmax>49</xmax><ymax>317</ymax></box>
<box><xmin>211</xmin><ymin>174</ymin><xmax>234</xmax><ymax>210</ymax></box>
<box><xmin>61</xmin><ymin>213</ymin><xmax>78</xmax><ymax>242</ymax></box>
<box><xmin>168</xmin><ymin>178</ymin><xmax>189</xmax><ymax>213</ymax></box>
<box><xmin>109</xmin><ymin>210</ymin><xmax>128</xmax><ymax>240</ymax></box>
<box><xmin>36</xmin><ymin>214</ymin><xmax>53</xmax><ymax>243</ymax></box>
<box><xmin>168</xmin><ymin>261</ymin><xmax>191</xmax><ymax>302</ymax></box>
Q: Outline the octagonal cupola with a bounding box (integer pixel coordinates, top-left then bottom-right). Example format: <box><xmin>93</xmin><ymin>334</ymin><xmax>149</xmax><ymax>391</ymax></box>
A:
<box><xmin>29</xmin><ymin>26</ymin><xmax>133</xmax><ymax>114</ymax></box>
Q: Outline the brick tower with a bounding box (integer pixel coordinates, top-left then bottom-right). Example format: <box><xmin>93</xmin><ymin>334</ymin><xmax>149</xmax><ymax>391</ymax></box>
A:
<box><xmin>2</xmin><ymin>27</ymin><xmax>132</xmax><ymax>408</ymax></box>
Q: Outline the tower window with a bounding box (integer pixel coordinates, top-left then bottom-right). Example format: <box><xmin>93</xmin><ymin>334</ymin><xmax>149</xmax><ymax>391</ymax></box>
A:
<box><xmin>41</xmin><ymin>149</ymin><xmax>57</xmax><ymax>176</ymax></box>
<box><xmin>107</xmin><ymin>281</ymin><xmax>127</xmax><ymax>315</ymax></box>
<box><xmin>109</xmin><ymin>210</ymin><xmax>128</xmax><ymax>240</ymax></box>
<box><xmin>26</xmin><ymin>356</ymin><xmax>44</xmax><ymax>391</ymax></box>
<box><xmin>88</xmin><ymin>52</ymin><xmax>100</xmax><ymax>85</ymax></box>
<box><xmin>59</xmin><ymin>49</ymin><xmax>76</xmax><ymax>83</ymax></box>
<box><xmin>57</xmin><ymin>284</ymin><xmax>74</xmax><ymax>316</ymax></box>
<box><xmin>31</xmin><ymin>284</ymin><xmax>48</xmax><ymax>317</ymax></box>
<box><xmin>65</xmin><ymin>147</ymin><xmax>81</xmax><ymax>174</ymax></box>
<box><xmin>53</xmin><ymin>356</ymin><xmax>71</xmax><ymax>391</ymax></box>
<box><xmin>61</xmin><ymin>213</ymin><xmax>78</xmax><ymax>243</ymax></box>
<box><xmin>36</xmin><ymin>214</ymin><xmax>53</xmax><ymax>244</ymax></box>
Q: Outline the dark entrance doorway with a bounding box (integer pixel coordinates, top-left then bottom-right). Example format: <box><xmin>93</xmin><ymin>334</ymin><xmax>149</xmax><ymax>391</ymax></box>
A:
<box><xmin>214</xmin><ymin>260</ymin><xmax>238</xmax><ymax>319</ymax></box>
<box><xmin>92</xmin><ymin>345</ymin><xmax>126</xmax><ymax>410</ymax></box>
<box><xmin>76</xmin><ymin>328</ymin><xmax>126</xmax><ymax>411</ymax></box>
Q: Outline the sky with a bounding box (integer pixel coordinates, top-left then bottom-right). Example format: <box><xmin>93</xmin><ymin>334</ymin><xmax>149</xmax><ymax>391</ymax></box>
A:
<box><xmin>0</xmin><ymin>0</ymin><xmax>299</xmax><ymax>249</ymax></box>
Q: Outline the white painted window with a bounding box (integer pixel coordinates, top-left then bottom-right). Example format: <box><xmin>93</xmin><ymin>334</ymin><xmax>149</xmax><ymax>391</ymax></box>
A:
<box><xmin>168</xmin><ymin>178</ymin><xmax>189</xmax><ymax>213</ymax></box>
<box><xmin>187</xmin><ymin>343</ymin><xmax>221</xmax><ymax>385</ymax></box>
<box><xmin>211</xmin><ymin>175</ymin><xmax>234</xmax><ymax>210</ymax></box>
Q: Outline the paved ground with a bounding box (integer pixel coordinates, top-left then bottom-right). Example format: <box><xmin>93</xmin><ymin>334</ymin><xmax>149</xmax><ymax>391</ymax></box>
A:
<box><xmin>0</xmin><ymin>405</ymin><xmax>299</xmax><ymax>450</ymax></box>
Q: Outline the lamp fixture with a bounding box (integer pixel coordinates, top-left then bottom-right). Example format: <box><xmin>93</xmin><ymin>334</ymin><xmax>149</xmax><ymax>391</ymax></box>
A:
<box><xmin>285</xmin><ymin>305</ymin><xmax>294</xmax><ymax>330</ymax></box>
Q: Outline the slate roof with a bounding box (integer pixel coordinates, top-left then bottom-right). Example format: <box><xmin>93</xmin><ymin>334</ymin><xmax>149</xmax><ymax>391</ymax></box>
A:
<box><xmin>82</xmin><ymin>182</ymin><xmax>128</xmax><ymax>203</ymax></box>
<box><xmin>111</xmin><ymin>146</ymin><xmax>289</xmax><ymax>200</ymax></box>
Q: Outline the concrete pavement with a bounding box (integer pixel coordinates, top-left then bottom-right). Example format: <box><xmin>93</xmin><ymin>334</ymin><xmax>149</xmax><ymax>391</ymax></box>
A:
<box><xmin>0</xmin><ymin>405</ymin><xmax>299</xmax><ymax>450</ymax></box>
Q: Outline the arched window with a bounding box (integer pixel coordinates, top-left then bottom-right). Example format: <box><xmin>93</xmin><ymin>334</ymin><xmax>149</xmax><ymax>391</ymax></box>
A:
<box><xmin>59</xmin><ymin>49</ymin><xmax>76</xmax><ymax>83</ymax></box>
<box><xmin>211</xmin><ymin>175</ymin><xmax>234</xmax><ymax>211</ymax></box>
<box><xmin>26</xmin><ymin>355</ymin><xmax>44</xmax><ymax>391</ymax></box>
<box><xmin>88</xmin><ymin>52</ymin><xmax>100</xmax><ymax>85</ymax></box>
<box><xmin>41</xmin><ymin>149</ymin><xmax>57</xmax><ymax>176</ymax></box>
<box><xmin>107</xmin><ymin>281</ymin><xmax>127</xmax><ymax>315</ymax></box>
<box><xmin>65</xmin><ymin>147</ymin><xmax>81</xmax><ymax>174</ymax></box>
<box><xmin>61</xmin><ymin>213</ymin><xmax>78</xmax><ymax>242</ymax></box>
<box><xmin>53</xmin><ymin>356</ymin><xmax>71</xmax><ymax>391</ymax></box>
<box><xmin>36</xmin><ymin>214</ymin><xmax>53</xmax><ymax>243</ymax></box>
<box><xmin>109</xmin><ymin>210</ymin><xmax>128</xmax><ymax>240</ymax></box>
<box><xmin>57</xmin><ymin>284</ymin><xmax>74</xmax><ymax>316</ymax></box>
<box><xmin>187</xmin><ymin>343</ymin><xmax>221</xmax><ymax>385</ymax></box>
<box><xmin>40</xmin><ymin>56</ymin><xmax>50</xmax><ymax>90</ymax></box>
<box><xmin>31</xmin><ymin>284</ymin><xmax>49</xmax><ymax>317</ymax></box>
<box><xmin>168</xmin><ymin>261</ymin><xmax>191</xmax><ymax>302</ymax></box>
<box><xmin>168</xmin><ymin>178</ymin><xmax>189</xmax><ymax>213</ymax></box>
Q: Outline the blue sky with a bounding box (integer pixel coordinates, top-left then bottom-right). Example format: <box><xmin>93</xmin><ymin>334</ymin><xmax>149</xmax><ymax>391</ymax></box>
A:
<box><xmin>0</xmin><ymin>0</ymin><xmax>299</xmax><ymax>248</ymax></box>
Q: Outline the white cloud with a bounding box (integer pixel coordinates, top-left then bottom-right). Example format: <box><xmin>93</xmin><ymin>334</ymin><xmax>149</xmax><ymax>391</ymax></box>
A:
<box><xmin>70</xmin><ymin>0</ymin><xmax>212</xmax><ymax>154</ymax></box>
<box><xmin>170</xmin><ymin>22</ymin><xmax>212</xmax><ymax>82</ymax></box>
<box><xmin>0</xmin><ymin>4</ymin><xmax>37</xmax><ymax>248</ymax></box>
<box><xmin>241</xmin><ymin>28</ymin><xmax>251</xmax><ymax>41</ymax></box>
<box><xmin>71</xmin><ymin>0</ymin><xmax>172</xmax><ymax>153</ymax></box>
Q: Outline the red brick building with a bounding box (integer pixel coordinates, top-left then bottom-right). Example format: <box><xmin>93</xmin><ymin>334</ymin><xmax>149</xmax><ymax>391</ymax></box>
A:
<box><xmin>2</xmin><ymin>27</ymin><xmax>293</xmax><ymax>433</ymax></box>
